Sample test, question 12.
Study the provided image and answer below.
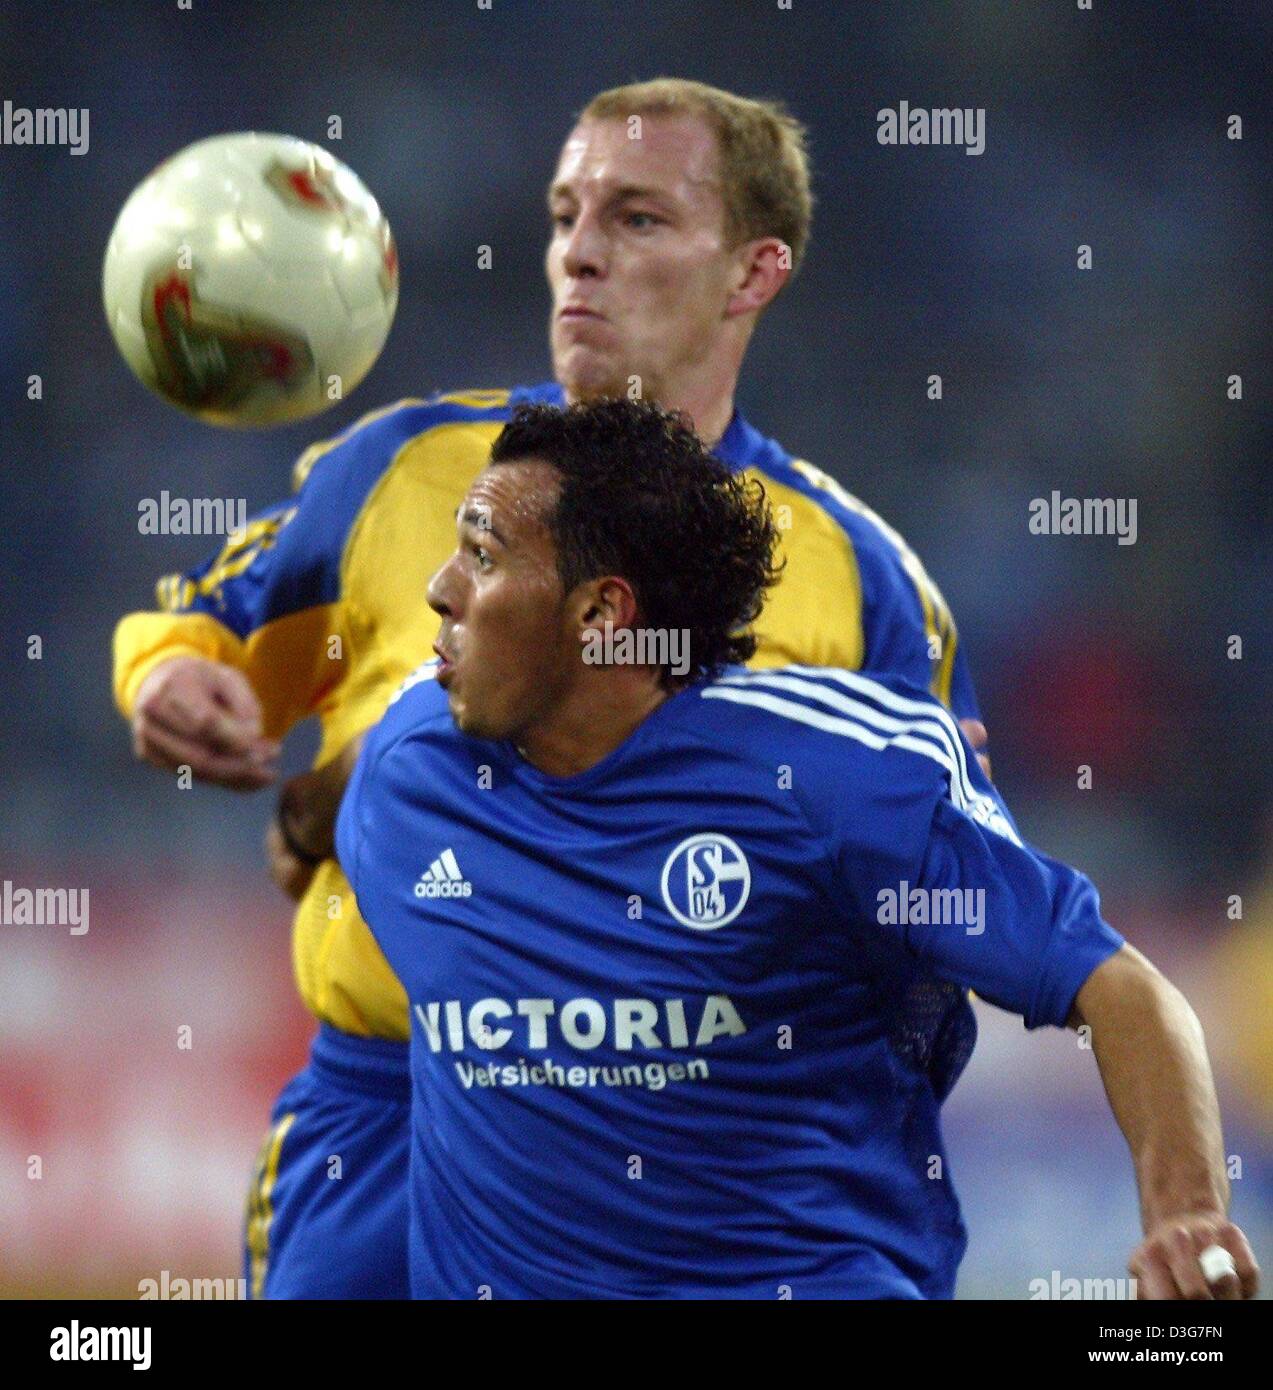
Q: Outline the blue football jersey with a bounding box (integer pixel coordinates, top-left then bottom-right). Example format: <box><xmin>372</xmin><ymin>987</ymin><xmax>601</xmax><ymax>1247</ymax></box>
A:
<box><xmin>336</xmin><ymin>663</ymin><xmax>1123</xmax><ymax>1299</ymax></box>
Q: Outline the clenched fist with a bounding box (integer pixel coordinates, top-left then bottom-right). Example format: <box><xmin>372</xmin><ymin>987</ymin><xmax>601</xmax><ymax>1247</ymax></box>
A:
<box><xmin>131</xmin><ymin>656</ymin><xmax>280</xmax><ymax>791</ymax></box>
<box><xmin>1130</xmin><ymin>1213</ymin><xmax>1259</xmax><ymax>1300</ymax></box>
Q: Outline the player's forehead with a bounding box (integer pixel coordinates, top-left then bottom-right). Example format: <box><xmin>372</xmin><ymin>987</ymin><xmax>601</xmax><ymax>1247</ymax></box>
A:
<box><xmin>548</xmin><ymin>114</ymin><xmax>723</xmax><ymax>211</ymax></box>
<box><xmin>460</xmin><ymin>460</ymin><xmax>560</xmax><ymax>542</ymax></box>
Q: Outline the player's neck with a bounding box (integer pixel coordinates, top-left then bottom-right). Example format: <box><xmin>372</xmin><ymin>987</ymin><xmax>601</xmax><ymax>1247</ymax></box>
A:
<box><xmin>660</xmin><ymin>386</ymin><xmax>735</xmax><ymax>451</ymax></box>
<box><xmin>513</xmin><ymin>669</ymin><xmax>670</xmax><ymax>779</ymax></box>
<box><xmin>642</xmin><ymin>330</ymin><xmax>752</xmax><ymax>447</ymax></box>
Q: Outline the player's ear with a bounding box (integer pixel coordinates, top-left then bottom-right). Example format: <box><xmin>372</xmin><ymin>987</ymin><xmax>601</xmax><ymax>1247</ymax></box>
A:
<box><xmin>575</xmin><ymin>576</ymin><xmax>638</xmax><ymax>634</ymax></box>
<box><xmin>725</xmin><ymin>237</ymin><xmax>789</xmax><ymax>319</ymax></box>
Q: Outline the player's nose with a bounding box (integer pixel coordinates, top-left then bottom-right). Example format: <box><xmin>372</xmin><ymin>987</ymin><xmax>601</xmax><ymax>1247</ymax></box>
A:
<box><xmin>426</xmin><ymin>554</ymin><xmax>462</xmax><ymax>619</ymax></box>
<box><xmin>561</xmin><ymin>208</ymin><xmax>607</xmax><ymax>279</ymax></box>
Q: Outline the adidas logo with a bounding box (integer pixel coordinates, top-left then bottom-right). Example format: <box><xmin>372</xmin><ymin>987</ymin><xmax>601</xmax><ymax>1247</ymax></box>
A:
<box><xmin>414</xmin><ymin>848</ymin><xmax>473</xmax><ymax>899</ymax></box>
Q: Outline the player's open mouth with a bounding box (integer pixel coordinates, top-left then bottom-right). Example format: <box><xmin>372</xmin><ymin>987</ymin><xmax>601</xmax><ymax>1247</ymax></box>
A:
<box><xmin>433</xmin><ymin>642</ymin><xmax>456</xmax><ymax>684</ymax></box>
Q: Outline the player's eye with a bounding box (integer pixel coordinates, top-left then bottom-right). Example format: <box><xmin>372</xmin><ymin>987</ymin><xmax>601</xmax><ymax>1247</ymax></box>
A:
<box><xmin>551</xmin><ymin>211</ymin><xmax>574</xmax><ymax>231</ymax></box>
<box><xmin>472</xmin><ymin>544</ymin><xmax>494</xmax><ymax>571</ymax></box>
<box><xmin>625</xmin><ymin>211</ymin><xmax>662</xmax><ymax>230</ymax></box>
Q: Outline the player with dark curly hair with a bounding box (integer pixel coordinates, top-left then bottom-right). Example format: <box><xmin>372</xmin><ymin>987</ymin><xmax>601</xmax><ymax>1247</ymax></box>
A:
<box><xmin>338</xmin><ymin>394</ymin><xmax>1258</xmax><ymax>1301</ymax></box>
<box><xmin>429</xmin><ymin>399</ymin><xmax>779</xmax><ymax>747</ymax></box>
<box><xmin>478</xmin><ymin>398</ymin><xmax>782</xmax><ymax>693</ymax></box>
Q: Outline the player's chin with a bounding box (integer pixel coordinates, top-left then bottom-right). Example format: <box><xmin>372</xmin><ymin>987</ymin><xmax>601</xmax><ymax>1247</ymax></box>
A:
<box><xmin>443</xmin><ymin>683</ymin><xmax>466</xmax><ymax>723</ymax></box>
<box><xmin>453</xmin><ymin>691</ymin><xmax>522</xmax><ymax>744</ymax></box>
<box><xmin>448</xmin><ymin>705</ymin><xmax>477</xmax><ymax>738</ymax></box>
<box><xmin>446</xmin><ymin>689</ymin><xmax>489</xmax><ymax>739</ymax></box>
<box><xmin>553</xmin><ymin>342</ymin><xmax>621</xmax><ymax>400</ymax></box>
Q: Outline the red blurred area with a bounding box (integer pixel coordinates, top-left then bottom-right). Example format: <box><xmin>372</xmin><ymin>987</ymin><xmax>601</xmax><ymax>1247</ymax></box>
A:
<box><xmin>0</xmin><ymin>870</ymin><xmax>311</xmax><ymax>1297</ymax></box>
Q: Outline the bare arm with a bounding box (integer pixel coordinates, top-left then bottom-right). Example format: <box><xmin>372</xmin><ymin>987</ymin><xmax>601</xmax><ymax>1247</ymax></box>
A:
<box><xmin>1072</xmin><ymin>943</ymin><xmax>1260</xmax><ymax>1299</ymax></box>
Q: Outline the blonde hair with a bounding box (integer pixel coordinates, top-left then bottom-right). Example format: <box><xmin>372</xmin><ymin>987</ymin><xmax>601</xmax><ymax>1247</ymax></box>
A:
<box><xmin>579</xmin><ymin>77</ymin><xmax>813</xmax><ymax>276</ymax></box>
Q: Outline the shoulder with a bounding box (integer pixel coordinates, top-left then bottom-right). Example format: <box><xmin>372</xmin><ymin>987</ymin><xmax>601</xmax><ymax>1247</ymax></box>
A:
<box><xmin>724</xmin><ymin>412</ymin><xmax>898</xmax><ymax>544</ymax></box>
<box><xmin>732</xmin><ymin>420</ymin><xmax>966</xmax><ymax>706</ymax></box>
<box><xmin>771</xmin><ymin>458</ymin><xmax>931</xmax><ymax>596</ymax></box>
<box><xmin>366</xmin><ymin>660</ymin><xmax>453</xmax><ymax>753</ymax></box>
<box><xmin>712</xmin><ymin>664</ymin><xmax>1018</xmax><ymax>842</ymax></box>
<box><xmin>690</xmin><ymin>663</ymin><xmax>975</xmax><ymax>800</ymax></box>
<box><xmin>270</xmin><ymin>384</ymin><xmax>557</xmax><ymax>584</ymax></box>
<box><xmin>724</xmin><ymin>414</ymin><xmax>942</xmax><ymax>606</ymax></box>
<box><xmin>350</xmin><ymin>662</ymin><xmax>463</xmax><ymax>815</ymax></box>
<box><xmin>290</xmin><ymin>386</ymin><xmax>551</xmax><ymax>494</ymax></box>
<box><xmin>688</xmin><ymin>664</ymin><xmax>1019</xmax><ymax>856</ymax></box>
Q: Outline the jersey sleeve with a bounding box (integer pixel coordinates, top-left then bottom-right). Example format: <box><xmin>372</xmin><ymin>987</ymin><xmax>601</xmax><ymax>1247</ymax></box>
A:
<box><xmin>111</xmin><ymin>399</ymin><xmax>426</xmax><ymax>738</ymax></box>
<box><xmin>784</xmin><ymin>459</ymin><xmax>982</xmax><ymax>722</ymax></box>
<box><xmin>910</xmin><ymin>800</ymin><xmax>1122</xmax><ymax>1028</ymax></box>
<box><xmin>801</xmin><ymin>671</ymin><xmax>1121</xmax><ymax>1029</ymax></box>
<box><xmin>851</xmin><ymin>521</ymin><xmax>982</xmax><ymax>725</ymax></box>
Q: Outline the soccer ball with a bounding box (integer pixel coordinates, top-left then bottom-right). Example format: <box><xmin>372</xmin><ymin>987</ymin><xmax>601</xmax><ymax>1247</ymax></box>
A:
<box><xmin>102</xmin><ymin>132</ymin><xmax>398</xmax><ymax>428</ymax></box>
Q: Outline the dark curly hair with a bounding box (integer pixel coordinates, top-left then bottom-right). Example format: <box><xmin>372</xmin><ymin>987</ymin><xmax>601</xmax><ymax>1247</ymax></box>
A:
<box><xmin>488</xmin><ymin>398</ymin><xmax>783</xmax><ymax>687</ymax></box>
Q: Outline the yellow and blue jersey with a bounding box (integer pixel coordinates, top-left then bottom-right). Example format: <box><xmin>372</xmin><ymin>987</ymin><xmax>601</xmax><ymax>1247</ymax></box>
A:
<box><xmin>112</xmin><ymin>382</ymin><xmax>981</xmax><ymax>1041</ymax></box>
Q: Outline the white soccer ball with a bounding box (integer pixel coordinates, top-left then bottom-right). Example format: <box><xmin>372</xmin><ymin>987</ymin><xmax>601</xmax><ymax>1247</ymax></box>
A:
<box><xmin>102</xmin><ymin>131</ymin><xmax>398</xmax><ymax>427</ymax></box>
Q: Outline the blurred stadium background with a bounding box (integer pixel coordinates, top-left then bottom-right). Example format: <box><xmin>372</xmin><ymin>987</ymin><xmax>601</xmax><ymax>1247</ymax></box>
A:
<box><xmin>0</xmin><ymin>0</ymin><xmax>1268</xmax><ymax>1297</ymax></box>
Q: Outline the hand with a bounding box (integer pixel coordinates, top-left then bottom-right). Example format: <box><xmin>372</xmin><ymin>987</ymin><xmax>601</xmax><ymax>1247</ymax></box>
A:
<box><xmin>265</xmin><ymin>812</ymin><xmax>319</xmax><ymax>903</ymax></box>
<box><xmin>958</xmin><ymin>718</ymin><xmax>992</xmax><ymax>781</ymax></box>
<box><xmin>132</xmin><ymin>657</ymin><xmax>279</xmax><ymax>790</ymax></box>
<box><xmin>265</xmin><ymin>736</ymin><xmax>366</xmax><ymax>901</ymax></box>
<box><xmin>1129</xmin><ymin>1213</ymin><xmax>1259</xmax><ymax>1300</ymax></box>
